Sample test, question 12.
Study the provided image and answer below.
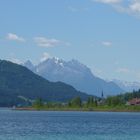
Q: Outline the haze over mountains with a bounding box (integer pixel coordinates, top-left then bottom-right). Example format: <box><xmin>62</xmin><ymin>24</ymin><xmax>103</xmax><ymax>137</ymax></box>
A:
<box><xmin>24</xmin><ymin>57</ymin><xmax>124</xmax><ymax>96</ymax></box>
<box><xmin>112</xmin><ymin>79</ymin><xmax>140</xmax><ymax>92</ymax></box>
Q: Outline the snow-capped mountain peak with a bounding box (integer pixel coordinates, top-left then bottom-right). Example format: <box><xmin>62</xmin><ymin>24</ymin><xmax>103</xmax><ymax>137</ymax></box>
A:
<box><xmin>23</xmin><ymin>57</ymin><xmax>123</xmax><ymax>96</ymax></box>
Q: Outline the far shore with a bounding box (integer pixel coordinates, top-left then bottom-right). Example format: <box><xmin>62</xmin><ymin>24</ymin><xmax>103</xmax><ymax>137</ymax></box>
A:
<box><xmin>13</xmin><ymin>107</ymin><xmax>140</xmax><ymax>113</ymax></box>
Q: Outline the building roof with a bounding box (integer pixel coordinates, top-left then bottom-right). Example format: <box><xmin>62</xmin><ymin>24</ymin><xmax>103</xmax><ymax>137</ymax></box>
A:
<box><xmin>128</xmin><ymin>98</ymin><xmax>140</xmax><ymax>105</ymax></box>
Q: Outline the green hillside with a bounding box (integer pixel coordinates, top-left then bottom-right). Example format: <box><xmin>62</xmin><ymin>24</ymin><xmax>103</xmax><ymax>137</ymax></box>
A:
<box><xmin>0</xmin><ymin>60</ymin><xmax>89</xmax><ymax>106</ymax></box>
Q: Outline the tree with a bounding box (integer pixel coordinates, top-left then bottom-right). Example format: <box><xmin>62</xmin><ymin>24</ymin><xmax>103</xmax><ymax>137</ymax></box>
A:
<box><xmin>94</xmin><ymin>99</ymin><xmax>98</xmax><ymax>107</ymax></box>
<box><xmin>71</xmin><ymin>96</ymin><xmax>82</xmax><ymax>108</ymax></box>
<box><xmin>105</xmin><ymin>96</ymin><xmax>124</xmax><ymax>106</ymax></box>
<box><xmin>106</xmin><ymin>96</ymin><xmax>112</xmax><ymax>106</ymax></box>
<box><xmin>68</xmin><ymin>101</ymin><xmax>72</xmax><ymax>107</ymax></box>
<box><xmin>33</xmin><ymin>98</ymin><xmax>44</xmax><ymax>108</ymax></box>
<box><xmin>87</xmin><ymin>96</ymin><xmax>94</xmax><ymax>107</ymax></box>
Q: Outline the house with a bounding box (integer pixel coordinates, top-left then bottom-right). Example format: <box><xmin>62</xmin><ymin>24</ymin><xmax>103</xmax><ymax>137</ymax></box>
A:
<box><xmin>127</xmin><ymin>98</ymin><xmax>140</xmax><ymax>106</ymax></box>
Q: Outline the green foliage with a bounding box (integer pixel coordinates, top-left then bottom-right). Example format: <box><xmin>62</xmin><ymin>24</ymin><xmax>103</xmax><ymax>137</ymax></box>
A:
<box><xmin>86</xmin><ymin>96</ymin><xmax>98</xmax><ymax>107</ymax></box>
<box><xmin>105</xmin><ymin>89</ymin><xmax>140</xmax><ymax>107</ymax></box>
<box><xmin>33</xmin><ymin>98</ymin><xmax>44</xmax><ymax>108</ymax></box>
<box><xmin>106</xmin><ymin>96</ymin><xmax>124</xmax><ymax>106</ymax></box>
<box><xmin>87</xmin><ymin>96</ymin><xmax>94</xmax><ymax>107</ymax></box>
<box><xmin>68</xmin><ymin>101</ymin><xmax>72</xmax><ymax>107</ymax></box>
<box><xmin>94</xmin><ymin>100</ymin><xmax>98</xmax><ymax>107</ymax></box>
<box><xmin>70</xmin><ymin>96</ymin><xmax>82</xmax><ymax>107</ymax></box>
<box><xmin>30</xmin><ymin>91</ymin><xmax>140</xmax><ymax>112</ymax></box>
<box><xmin>122</xmin><ymin>90</ymin><xmax>140</xmax><ymax>101</ymax></box>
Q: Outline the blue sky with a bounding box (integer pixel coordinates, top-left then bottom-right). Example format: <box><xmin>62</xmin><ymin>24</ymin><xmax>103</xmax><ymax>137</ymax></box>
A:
<box><xmin>1</xmin><ymin>0</ymin><xmax>140</xmax><ymax>82</ymax></box>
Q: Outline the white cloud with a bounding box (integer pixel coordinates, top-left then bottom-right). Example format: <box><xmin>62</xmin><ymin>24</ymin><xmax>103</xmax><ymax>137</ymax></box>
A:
<box><xmin>34</xmin><ymin>37</ymin><xmax>70</xmax><ymax>48</ymax></box>
<box><xmin>6</xmin><ymin>33</ymin><xmax>25</xmax><ymax>42</ymax></box>
<box><xmin>116</xmin><ymin>67</ymin><xmax>140</xmax><ymax>80</ymax></box>
<box><xmin>92</xmin><ymin>0</ymin><xmax>140</xmax><ymax>17</ymax></box>
<box><xmin>102</xmin><ymin>41</ymin><xmax>112</xmax><ymax>47</ymax></box>
<box><xmin>115</xmin><ymin>1</ymin><xmax>140</xmax><ymax>15</ymax></box>
<box><xmin>34</xmin><ymin>37</ymin><xmax>62</xmax><ymax>48</ymax></box>
<box><xmin>129</xmin><ymin>0</ymin><xmax>140</xmax><ymax>12</ymax></box>
<box><xmin>116</xmin><ymin>68</ymin><xmax>130</xmax><ymax>73</ymax></box>
<box><xmin>68</xmin><ymin>6</ymin><xmax>89</xmax><ymax>12</ymax></box>
<box><xmin>40</xmin><ymin>52</ymin><xmax>51</xmax><ymax>62</ymax></box>
<box><xmin>94</xmin><ymin>0</ymin><xmax>122</xmax><ymax>4</ymax></box>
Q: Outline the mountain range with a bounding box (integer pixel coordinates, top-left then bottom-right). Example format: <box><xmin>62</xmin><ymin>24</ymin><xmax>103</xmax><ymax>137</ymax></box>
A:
<box><xmin>1</xmin><ymin>57</ymin><xmax>138</xmax><ymax>107</ymax></box>
<box><xmin>24</xmin><ymin>57</ymin><xmax>124</xmax><ymax>96</ymax></box>
<box><xmin>0</xmin><ymin>60</ymin><xmax>89</xmax><ymax>106</ymax></box>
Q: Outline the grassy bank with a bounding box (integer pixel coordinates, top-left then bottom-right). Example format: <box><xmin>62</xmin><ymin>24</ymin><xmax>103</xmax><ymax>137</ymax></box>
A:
<box><xmin>15</xmin><ymin>105</ymin><xmax>140</xmax><ymax>112</ymax></box>
<box><xmin>91</xmin><ymin>105</ymin><xmax>140</xmax><ymax>112</ymax></box>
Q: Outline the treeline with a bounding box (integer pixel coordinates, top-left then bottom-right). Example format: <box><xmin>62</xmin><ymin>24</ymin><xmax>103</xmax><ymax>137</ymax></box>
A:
<box><xmin>33</xmin><ymin>96</ymin><xmax>99</xmax><ymax>110</ymax></box>
<box><xmin>106</xmin><ymin>89</ymin><xmax>140</xmax><ymax>106</ymax></box>
<box><xmin>32</xmin><ymin>90</ymin><xmax>140</xmax><ymax>110</ymax></box>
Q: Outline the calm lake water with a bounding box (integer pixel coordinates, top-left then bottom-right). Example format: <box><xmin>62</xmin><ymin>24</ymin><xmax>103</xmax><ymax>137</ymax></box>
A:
<box><xmin>0</xmin><ymin>110</ymin><xmax>140</xmax><ymax>140</ymax></box>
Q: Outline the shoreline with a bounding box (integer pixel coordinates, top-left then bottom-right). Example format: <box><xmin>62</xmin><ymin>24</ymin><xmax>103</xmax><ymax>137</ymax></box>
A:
<box><xmin>14</xmin><ymin>107</ymin><xmax>140</xmax><ymax>113</ymax></box>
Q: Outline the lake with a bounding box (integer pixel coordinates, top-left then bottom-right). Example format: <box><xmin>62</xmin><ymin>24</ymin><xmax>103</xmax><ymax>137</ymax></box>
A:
<box><xmin>0</xmin><ymin>110</ymin><xmax>140</xmax><ymax>140</ymax></box>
